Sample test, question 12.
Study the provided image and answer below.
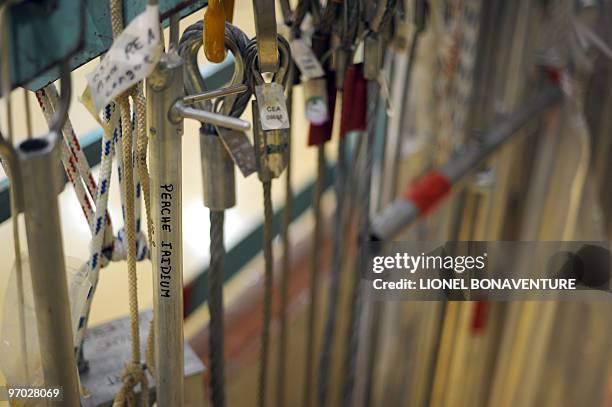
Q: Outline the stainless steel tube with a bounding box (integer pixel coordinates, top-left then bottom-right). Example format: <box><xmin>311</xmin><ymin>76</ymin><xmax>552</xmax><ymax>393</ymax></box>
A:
<box><xmin>171</xmin><ymin>102</ymin><xmax>251</xmax><ymax>131</ymax></box>
<box><xmin>147</xmin><ymin>51</ymin><xmax>185</xmax><ymax>407</ymax></box>
<box><xmin>17</xmin><ymin>134</ymin><xmax>80</xmax><ymax>406</ymax></box>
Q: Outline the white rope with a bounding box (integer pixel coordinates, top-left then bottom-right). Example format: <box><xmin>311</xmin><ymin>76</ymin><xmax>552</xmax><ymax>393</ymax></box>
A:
<box><xmin>108</xmin><ymin>0</ymin><xmax>152</xmax><ymax>404</ymax></box>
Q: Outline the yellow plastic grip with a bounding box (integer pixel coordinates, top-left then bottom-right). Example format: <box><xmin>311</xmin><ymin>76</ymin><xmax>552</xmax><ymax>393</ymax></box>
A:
<box><xmin>204</xmin><ymin>0</ymin><xmax>227</xmax><ymax>63</ymax></box>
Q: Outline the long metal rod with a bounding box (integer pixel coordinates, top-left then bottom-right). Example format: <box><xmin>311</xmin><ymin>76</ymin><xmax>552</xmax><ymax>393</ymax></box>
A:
<box><xmin>148</xmin><ymin>51</ymin><xmax>185</xmax><ymax>407</ymax></box>
<box><xmin>17</xmin><ymin>135</ymin><xmax>80</xmax><ymax>406</ymax></box>
<box><xmin>303</xmin><ymin>144</ymin><xmax>325</xmax><ymax>407</ymax></box>
<box><xmin>259</xmin><ymin>180</ymin><xmax>274</xmax><ymax>407</ymax></box>
<box><xmin>276</xmin><ymin>70</ymin><xmax>294</xmax><ymax>407</ymax></box>
<box><xmin>172</xmin><ymin>102</ymin><xmax>251</xmax><ymax>131</ymax></box>
<box><xmin>343</xmin><ymin>81</ymin><xmax>380</xmax><ymax>407</ymax></box>
<box><xmin>182</xmin><ymin>84</ymin><xmax>248</xmax><ymax>104</ymax></box>
<box><xmin>371</xmin><ymin>86</ymin><xmax>563</xmax><ymax>241</ymax></box>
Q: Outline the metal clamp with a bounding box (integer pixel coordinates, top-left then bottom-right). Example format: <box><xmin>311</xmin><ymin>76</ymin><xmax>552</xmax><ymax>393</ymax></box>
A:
<box><xmin>247</xmin><ymin>35</ymin><xmax>291</xmax><ymax>181</ymax></box>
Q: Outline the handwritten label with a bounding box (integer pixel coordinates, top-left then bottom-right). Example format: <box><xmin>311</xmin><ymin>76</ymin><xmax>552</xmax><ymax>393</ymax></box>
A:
<box><xmin>159</xmin><ymin>184</ymin><xmax>174</xmax><ymax>298</ymax></box>
<box><xmin>290</xmin><ymin>39</ymin><xmax>325</xmax><ymax>79</ymax></box>
<box><xmin>86</xmin><ymin>5</ymin><xmax>162</xmax><ymax>112</ymax></box>
<box><xmin>255</xmin><ymin>83</ymin><xmax>290</xmax><ymax>131</ymax></box>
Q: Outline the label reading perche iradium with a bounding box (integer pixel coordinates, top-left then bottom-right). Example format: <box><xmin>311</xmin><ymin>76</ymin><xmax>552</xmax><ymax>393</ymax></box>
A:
<box><xmin>159</xmin><ymin>183</ymin><xmax>174</xmax><ymax>298</ymax></box>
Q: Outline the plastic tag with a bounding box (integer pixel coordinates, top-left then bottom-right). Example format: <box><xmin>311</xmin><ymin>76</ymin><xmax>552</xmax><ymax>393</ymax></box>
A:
<box><xmin>255</xmin><ymin>83</ymin><xmax>291</xmax><ymax>131</ymax></box>
<box><xmin>304</xmin><ymin>78</ymin><xmax>329</xmax><ymax>125</ymax></box>
<box><xmin>86</xmin><ymin>5</ymin><xmax>163</xmax><ymax>112</ymax></box>
<box><xmin>290</xmin><ymin>39</ymin><xmax>325</xmax><ymax>79</ymax></box>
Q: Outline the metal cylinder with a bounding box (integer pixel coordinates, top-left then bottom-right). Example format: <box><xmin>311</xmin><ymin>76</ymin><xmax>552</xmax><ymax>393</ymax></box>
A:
<box><xmin>200</xmin><ymin>130</ymin><xmax>236</xmax><ymax>211</ymax></box>
<box><xmin>147</xmin><ymin>51</ymin><xmax>185</xmax><ymax>407</ymax></box>
<box><xmin>17</xmin><ymin>135</ymin><xmax>80</xmax><ymax>406</ymax></box>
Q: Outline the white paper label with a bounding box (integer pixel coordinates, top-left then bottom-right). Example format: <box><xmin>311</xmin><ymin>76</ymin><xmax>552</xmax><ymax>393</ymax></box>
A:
<box><xmin>306</xmin><ymin>96</ymin><xmax>329</xmax><ymax>125</ymax></box>
<box><xmin>86</xmin><ymin>5</ymin><xmax>163</xmax><ymax>112</ymax></box>
<box><xmin>304</xmin><ymin>78</ymin><xmax>329</xmax><ymax>125</ymax></box>
<box><xmin>290</xmin><ymin>39</ymin><xmax>325</xmax><ymax>79</ymax></box>
<box><xmin>255</xmin><ymin>83</ymin><xmax>290</xmax><ymax>131</ymax></box>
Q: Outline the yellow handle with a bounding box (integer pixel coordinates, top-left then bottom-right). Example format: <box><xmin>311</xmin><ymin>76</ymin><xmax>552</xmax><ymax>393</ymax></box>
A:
<box><xmin>223</xmin><ymin>0</ymin><xmax>235</xmax><ymax>22</ymax></box>
<box><xmin>204</xmin><ymin>0</ymin><xmax>226</xmax><ymax>63</ymax></box>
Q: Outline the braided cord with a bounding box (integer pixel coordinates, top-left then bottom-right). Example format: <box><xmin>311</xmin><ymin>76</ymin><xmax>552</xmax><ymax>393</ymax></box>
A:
<box><xmin>75</xmin><ymin>103</ymin><xmax>117</xmax><ymax>360</ymax></box>
<box><xmin>133</xmin><ymin>83</ymin><xmax>158</xmax><ymax>375</ymax></box>
<box><xmin>35</xmin><ymin>87</ymin><xmax>121</xmax><ymax>365</ymax></box>
<box><xmin>35</xmin><ymin>88</ymin><xmax>96</xmax><ymax>228</ymax></box>
<box><xmin>209</xmin><ymin>210</ymin><xmax>226</xmax><ymax>407</ymax></box>
<box><xmin>259</xmin><ymin>180</ymin><xmax>274</xmax><ymax>407</ymax></box>
<box><xmin>109</xmin><ymin>0</ymin><xmax>148</xmax><ymax>404</ymax></box>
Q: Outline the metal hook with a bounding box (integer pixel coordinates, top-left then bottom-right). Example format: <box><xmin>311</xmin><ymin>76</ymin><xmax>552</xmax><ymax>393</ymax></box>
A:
<box><xmin>180</xmin><ymin>21</ymin><xmax>251</xmax><ymax>116</ymax></box>
<box><xmin>180</xmin><ymin>21</ymin><xmax>257</xmax><ymax>177</ymax></box>
<box><xmin>251</xmin><ymin>0</ymin><xmax>279</xmax><ymax>73</ymax></box>
<box><xmin>49</xmin><ymin>61</ymin><xmax>72</xmax><ymax>136</ymax></box>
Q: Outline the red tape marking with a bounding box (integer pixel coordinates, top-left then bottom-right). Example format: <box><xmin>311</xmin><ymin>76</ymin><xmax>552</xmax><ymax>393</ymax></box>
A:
<box><xmin>404</xmin><ymin>171</ymin><xmax>451</xmax><ymax>215</ymax></box>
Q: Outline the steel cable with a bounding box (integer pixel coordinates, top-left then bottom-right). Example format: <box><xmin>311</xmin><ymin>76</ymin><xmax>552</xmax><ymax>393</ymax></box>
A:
<box><xmin>209</xmin><ymin>210</ymin><xmax>226</xmax><ymax>407</ymax></box>
<box><xmin>179</xmin><ymin>21</ymin><xmax>252</xmax><ymax>406</ymax></box>
<box><xmin>259</xmin><ymin>180</ymin><xmax>274</xmax><ymax>407</ymax></box>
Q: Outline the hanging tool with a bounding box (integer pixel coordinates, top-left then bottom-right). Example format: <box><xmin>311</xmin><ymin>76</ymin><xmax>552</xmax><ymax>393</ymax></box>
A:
<box><xmin>315</xmin><ymin>0</ymin><xmax>365</xmax><ymax>404</ymax></box>
<box><xmin>148</xmin><ymin>14</ymin><xmax>250</xmax><ymax>406</ymax></box>
<box><xmin>300</xmin><ymin>15</ymin><xmax>340</xmax><ymax>407</ymax></box>
<box><xmin>341</xmin><ymin>0</ymin><xmax>398</xmax><ymax>404</ymax></box>
<box><xmin>0</xmin><ymin>63</ymin><xmax>80</xmax><ymax>406</ymax></box>
<box><xmin>272</xmin><ymin>0</ymin><xmax>322</xmax><ymax>404</ymax></box>
<box><xmin>179</xmin><ymin>20</ymin><xmax>253</xmax><ymax>407</ymax></box>
<box><xmin>246</xmin><ymin>33</ymin><xmax>291</xmax><ymax>407</ymax></box>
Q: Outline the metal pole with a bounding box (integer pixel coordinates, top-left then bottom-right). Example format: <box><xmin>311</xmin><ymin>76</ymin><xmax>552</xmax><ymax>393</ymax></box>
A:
<box><xmin>147</xmin><ymin>50</ymin><xmax>185</xmax><ymax>407</ymax></box>
<box><xmin>17</xmin><ymin>135</ymin><xmax>80</xmax><ymax>406</ymax></box>
<box><xmin>371</xmin><ymin>86</ymin><xmax>563</xmax><ymax>241</ymax></box>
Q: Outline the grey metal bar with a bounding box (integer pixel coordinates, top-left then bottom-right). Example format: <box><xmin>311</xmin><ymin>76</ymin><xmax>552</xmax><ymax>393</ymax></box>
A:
<box><xmin>371</xmin><ymin>86</ymin><xmax>563</xmax><ymax>241</ymax></box>
<box><xmin>147</xmin><ymin>51</ymin><xmax>185</xmax><ymax>407</ymax></box>
<box><xmin>17</xmin><ymin>134</ymin><xmax>80</xmax><ymax>406</ymax></box>
<box><xmin>182</xmin><ymin>84</ymin><xmax>248</xmax><ymax>104</ymax></box>
<box><xmin>171</xmin><ymin>102</ymin><xmax>251</xmax><ymax>131</ymax></box>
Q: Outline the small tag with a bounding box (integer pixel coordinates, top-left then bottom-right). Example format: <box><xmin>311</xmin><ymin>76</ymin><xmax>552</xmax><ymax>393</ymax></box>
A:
<box><xmin>86</xmin><ymin>5</ymin><xmax>163</xmax><ymax>112</ymax></box>
<box><xmin>304</xmin><ymin>78</ymin><xmax>329</xmax><ymax>125</ymax></box>
<box><xmin>290</xmin><ymin>39</ymin><xmax>325</xmax><ymax>79</ymax></box>
<box><xmin>377</xmin><ymin>71</ymin><xmax>394</xmax><ymax>117</ymax></box>
<box><xmin>216</xmin><ymin>128</ymin><xmax>257</xmax><ymax>177</ymax></box>
<box><xmin>255</xmin><ymin>83</ymin><xmax>290</xmax><ymax>131</ymax></box>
